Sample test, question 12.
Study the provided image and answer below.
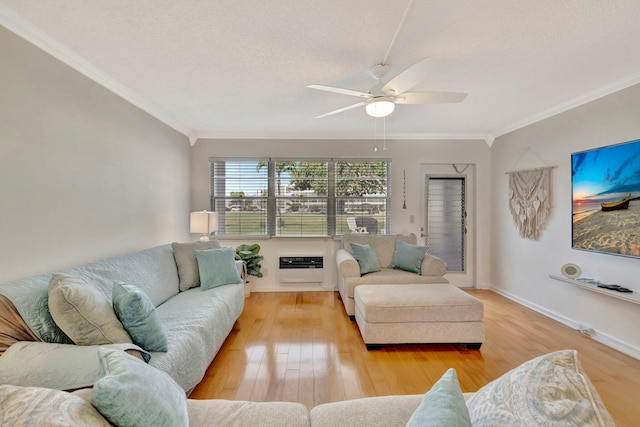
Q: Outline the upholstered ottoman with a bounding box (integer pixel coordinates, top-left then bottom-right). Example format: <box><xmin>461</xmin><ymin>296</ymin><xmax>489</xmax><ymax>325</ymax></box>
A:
<box><xmin>354</xmin><ymin>284</ymin><xmax>484</xmax><ymax>350</ymax></box>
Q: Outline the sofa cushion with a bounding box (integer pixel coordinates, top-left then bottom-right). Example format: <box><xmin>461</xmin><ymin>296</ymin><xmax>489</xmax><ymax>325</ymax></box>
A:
<box><xmin>194</xmin><ymin>247</ymin><xmax>243</xmax><ymax>290</ymax></box>
<box><xmin>346</xmin><ymin>269</ymin><xmax>449</xmax><ymax>299</ymax></box>
<box><xmin>390</xmin><ymin>240</ymin><xmax>428</xmax><ymax>274</ymax></box>
<box><xmin>350</xmin><ymin>243</ymin><xmax>381</xmax><ymax>274</ymax></box>
<box><xmin>151</xmin><ymin>282</ymin><xmax>245</xmax><ymax>391</ymax></box>
<box><xmin>92</xmin><ymin>348</ymin><xmax>188</xmax><ymax>427</ymax></box>
<box><xmin>0</xmin><ymin>384</ymin><xmax>110</xmax><ymax>426</ymax></box>
<box><xmin>187</xmin><ymin>399</ymin><xmax>310</xmax><ymax>427</ymax></box>
<box><xmin>173</xmin><ymin>241</ymin><xmax>222</xmax><ymax>291</ymax></box>
<box><xmin>48</xmin><ymin>274</ymin><xmax>132</xmax><ymax>346</ymax></box>
<box><xmin>112</xmin><ymin>282</ymin><xmax>168</xmax><ymax>352</ymax></box>
<box><xmin>310</xmin><ymin>394</ymin><xmax>423</xmax><ymax>426</ymax></box>
<box><xmin>406</xmin><ymin>368</ymin><xmax>471</xmax><ymax>427</ymax></box>
<box><xmin>343</xmin><ymin>234</ymin><xmax>416</xmax><ymax>268</ymax></box>
<box><xmin>0</xmin><ymin>341</ymin><xmax>149</xmax><ymax>391</ymax></box>
<box><xmin>466</xmin><ymin>350</ymin><xmax>615</xmax><ymax>426</ymax></box>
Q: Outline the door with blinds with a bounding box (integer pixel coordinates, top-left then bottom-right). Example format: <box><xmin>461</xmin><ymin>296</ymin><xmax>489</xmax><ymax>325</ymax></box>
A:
<box><xmin>421</xmin><ymin>164</ymin><xmax>475</xmax><ymax>288</ymax></box>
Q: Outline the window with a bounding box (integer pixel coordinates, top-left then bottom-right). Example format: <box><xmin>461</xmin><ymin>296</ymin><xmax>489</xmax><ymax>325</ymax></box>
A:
<box><xmin>210</xmin><ymin>159</ymin><xmax>390</xmax><ymax>237</ymax></box>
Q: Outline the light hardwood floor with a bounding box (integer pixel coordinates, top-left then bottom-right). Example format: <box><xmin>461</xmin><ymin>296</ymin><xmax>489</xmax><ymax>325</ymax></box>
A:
<box><xmin>190</xmin><ymin>290</ymin><xmax>640</xmax><ymax>426</ymax></box>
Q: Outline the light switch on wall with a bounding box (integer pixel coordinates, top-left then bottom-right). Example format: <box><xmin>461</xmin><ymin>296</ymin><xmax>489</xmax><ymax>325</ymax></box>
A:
<box><xmin>409</xmin><ymin>215</ymin><xmax>415</xmax><ymax>224</ymax></box>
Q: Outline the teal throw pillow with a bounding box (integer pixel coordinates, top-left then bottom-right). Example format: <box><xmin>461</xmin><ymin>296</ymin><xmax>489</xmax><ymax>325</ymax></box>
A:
<box><xmin>92</xmin><ymin>348</ymin><xmax>188</xmax><ymax>427</ymax></box>
<box><xmin>194</xmin><ymin>247</ymin><xmax>242</xmax><ymax>290</ymax></box>
<box><xmin>390</xmin><ymin>240</ymin><xmax>428</xmax><ymax>274</ymax></box>
<box><xmin>406</xmin><ymin>368</ymin><xmax>471</xmax><ymax>427</ymax></box>
<box><xmin>112</xmin><ymin>282</ymin><xmax>168</xmax><ymax>352</ymax></box>
<box><xmin>350</xmin><ymin>242</ymin><xmax>381</xmax><ymax>275</ymax></box>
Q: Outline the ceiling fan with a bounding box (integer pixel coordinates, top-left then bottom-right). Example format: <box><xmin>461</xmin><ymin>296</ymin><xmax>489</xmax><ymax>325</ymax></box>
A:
<box><xmin>308</xmin><ymin>57</ymin><xmax>467</xmax><ymax>119</ymax></box>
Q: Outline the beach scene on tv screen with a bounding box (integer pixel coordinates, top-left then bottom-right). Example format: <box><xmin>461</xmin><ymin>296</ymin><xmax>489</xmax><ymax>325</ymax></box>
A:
<box><xmin>572</xmin><ymin>139</ymin><xmax>640</xmax><ymax>257</ymax></box>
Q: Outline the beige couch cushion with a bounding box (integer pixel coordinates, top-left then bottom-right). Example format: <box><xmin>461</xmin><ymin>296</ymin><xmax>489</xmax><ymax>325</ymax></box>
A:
<box><xmin>355</xmin><ymin>284</ymin><xmax>484</xmax><ymax>323</ymax></box>
<box><xmin>310</xmin><ymin>394</ymin><xmax>423</xmax><ymax>427</ymax></box>
<box><xmin>186</xmin><ymin>398</ymin><xmax>310</xmax><ymax>427</ymax></box>
<box><xmin>346</xmin><ymin>269</ymin><xmax>449</xmax><ymax>299</ymax></box>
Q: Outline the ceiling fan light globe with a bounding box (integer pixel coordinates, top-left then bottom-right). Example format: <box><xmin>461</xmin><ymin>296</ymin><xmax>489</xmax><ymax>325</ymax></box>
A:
<box><xmin>366</xmin><ymin>100</ymin><xmax>395</xmax><ymax>118</ymax></box>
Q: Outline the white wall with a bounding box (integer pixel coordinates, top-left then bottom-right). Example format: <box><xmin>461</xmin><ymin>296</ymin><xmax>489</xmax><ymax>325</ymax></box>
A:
<box><xmin>190</xmin><ymin>138</ymin><xmax>492</xmax><ymax>292</ymax></box>
<box><xmin>0</xmin><ymin>27</ymin><xmax>191</xmax><ymax>283</ymax></box>
<box><xmin>491</xmin><ymin>83</ymin><xmax>640</xmax><ymax>359</ymax></box>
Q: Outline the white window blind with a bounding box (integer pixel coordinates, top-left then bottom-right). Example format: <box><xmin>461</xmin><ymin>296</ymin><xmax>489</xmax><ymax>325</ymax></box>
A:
<box><xmin>427</xmin><ymin>177</ymin><xmax>466</xmax><ymax>272</ymax></box>
<box><xmin>211</xmin><ymin>159</ymin><xmax>390</xmax><ymax>237</ymax></box>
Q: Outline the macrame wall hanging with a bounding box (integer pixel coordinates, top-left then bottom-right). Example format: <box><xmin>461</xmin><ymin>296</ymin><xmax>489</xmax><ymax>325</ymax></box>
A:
<box><xmin>506</xmin><ymin>148</ymin><xmax>555</xmax><ymax>240</ymax></box>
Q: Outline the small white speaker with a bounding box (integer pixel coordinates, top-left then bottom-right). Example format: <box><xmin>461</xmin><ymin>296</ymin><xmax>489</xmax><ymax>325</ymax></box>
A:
<box><xmin>561</xmin><ymin>263</ymin><xmax>581</xmax><ymax>279</ymax></box>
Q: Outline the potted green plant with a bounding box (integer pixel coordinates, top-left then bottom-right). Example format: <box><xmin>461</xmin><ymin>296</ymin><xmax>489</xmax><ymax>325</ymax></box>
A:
<box><xmin>235</xmin><ymin>243</ymin><xmax>263</xmax><ymax>280</ymax></box>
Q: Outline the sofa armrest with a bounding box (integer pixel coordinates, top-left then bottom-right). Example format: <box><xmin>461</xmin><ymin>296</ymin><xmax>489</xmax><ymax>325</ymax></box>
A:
<box><xmin>421</xmin><ymin>254</ymin><xmax>447</xmax><ymax>277</ymax></box>
<box><xmin>235</xmin><ymin>260</ymin><xmax>246</xmax><ymax>283</ymax></box>
<box><xmin>336</xmin><ymin>249</ymin><xmax>360</xmax><ymax>278</ymax></box>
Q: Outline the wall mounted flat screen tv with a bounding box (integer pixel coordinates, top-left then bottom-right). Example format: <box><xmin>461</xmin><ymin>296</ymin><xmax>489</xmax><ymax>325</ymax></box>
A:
<box><xmin>572</xmin><ymin>138</ymin><xmax>640</xmax><ymax>258</ymax></box>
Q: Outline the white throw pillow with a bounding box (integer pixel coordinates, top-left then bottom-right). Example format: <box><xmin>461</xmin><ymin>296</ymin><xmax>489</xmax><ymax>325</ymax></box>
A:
<box><xmin>48</xmin><ymin>274</ymin><xmax>132</xmax><ymax>345</ymax></box>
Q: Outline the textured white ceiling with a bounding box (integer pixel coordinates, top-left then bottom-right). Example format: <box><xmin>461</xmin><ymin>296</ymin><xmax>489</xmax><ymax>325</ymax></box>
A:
<box><xmin>2</xmin><ymin>0</ymin><xmax>640</xmax><ymax>143</ymax></box>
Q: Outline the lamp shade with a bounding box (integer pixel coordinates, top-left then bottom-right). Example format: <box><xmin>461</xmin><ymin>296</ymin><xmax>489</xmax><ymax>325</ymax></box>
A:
<box><xmin>190</xmin><ymin>211</ymin><xmax>218</xmax><ymax>235</ymax></box>
<box><xmin>365</xmin><ymin>99</ymin><xmax>395</xmax><ymax>118</ymax></box>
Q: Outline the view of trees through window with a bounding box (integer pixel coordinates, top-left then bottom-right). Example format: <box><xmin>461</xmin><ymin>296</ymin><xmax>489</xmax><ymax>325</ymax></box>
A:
<box><xmin>210</xmin><ymin>159</ymin><xmax>389</xmax><ymax>236</ymax></box>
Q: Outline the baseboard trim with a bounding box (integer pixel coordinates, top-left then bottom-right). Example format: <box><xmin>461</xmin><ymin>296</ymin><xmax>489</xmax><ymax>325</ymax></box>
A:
<box><xmin>251</xmin><ymin>285</ymin><xmax>336</xmax><ymax>293</ymax></box>
<box><xmin>491</xmin><ymin>287</ymin><xmax>640</xmax><ymax>361</ymax></box>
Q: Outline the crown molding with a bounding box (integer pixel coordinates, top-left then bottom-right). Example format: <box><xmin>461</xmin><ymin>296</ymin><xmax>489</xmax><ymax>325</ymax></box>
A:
<box><xmin>1</xmin><ymin>5</ymin><xmax>193</xmax><ymax>140</ymax></box>
<box><xmin>192</xmin><ymin>130</ymin><xmax>493</xmax><ymax>146</ymax></box>
<box><xmin>493</xmin><ymin>71</ymin><xmax>640</xmax><ymax>138</ymax></box>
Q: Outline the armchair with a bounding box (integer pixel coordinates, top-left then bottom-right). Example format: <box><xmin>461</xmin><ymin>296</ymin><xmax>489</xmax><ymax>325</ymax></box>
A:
<box><xmin>335</xmin><ymin>233</ymin><xmax>449</xmax><ymax>317</ymax></box>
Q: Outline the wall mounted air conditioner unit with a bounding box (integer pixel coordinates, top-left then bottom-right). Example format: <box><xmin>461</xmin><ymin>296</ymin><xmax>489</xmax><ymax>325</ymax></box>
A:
<box><xmin>278</xmin><ymin>256</ymin><xmax>324</xmax><ymax>283</ymax></box>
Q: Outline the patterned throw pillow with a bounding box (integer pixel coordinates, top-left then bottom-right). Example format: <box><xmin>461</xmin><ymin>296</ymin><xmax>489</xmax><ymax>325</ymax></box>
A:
<box><xmin>466</xmin><ymin>350</ymin><xmax>615</xmax><ymax>426</ymax></box>
<box><xmin>0</xmin><ymin>384</ymin><xmax>110</xmax><ymax>426</ymax></box>
<box><xmin>48</xmin><ymin>274</ymin><xmax>132</xmax><ymax>345</ymax></box>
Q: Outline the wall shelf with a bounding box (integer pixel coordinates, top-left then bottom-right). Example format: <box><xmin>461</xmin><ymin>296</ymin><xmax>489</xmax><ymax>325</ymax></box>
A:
<box><xmin>549</xmin><ymin>274</ymin><xmax>640</xmax><ymax>305</ymax></box>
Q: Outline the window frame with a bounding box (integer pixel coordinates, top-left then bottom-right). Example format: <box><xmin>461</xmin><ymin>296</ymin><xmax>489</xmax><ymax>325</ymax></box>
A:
<box><xmin>210</xmin><ymin>158</ymin><xmax>391</xmax><ymax>238</ymax></box>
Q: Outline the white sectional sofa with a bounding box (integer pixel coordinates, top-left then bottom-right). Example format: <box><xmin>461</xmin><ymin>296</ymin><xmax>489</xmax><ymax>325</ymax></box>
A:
<box><xmin>0</xmin><ymin>242</ymin><xmax>245</xmax><ymax>392</ymax></box>
<box><xmin>0</xmin><ymin>350</ymin><xmax>615</xmax><ymax>426</ymax></box>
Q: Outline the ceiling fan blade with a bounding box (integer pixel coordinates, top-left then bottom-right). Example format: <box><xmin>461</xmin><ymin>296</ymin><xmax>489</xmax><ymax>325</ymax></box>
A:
<box><xmin>314</xmin><ymin>101</ymin><xmax>367</xmax><ymax>118</ymax></box>
<box><xmin>381</xmin><ymin>57</ymin><xmax>430</xmax><ymax>95</ymax></box>
<box><xmin>307</xmin><ymin>85</ymin><xmax>371</xmax><ymax>98</ymax></box>
<box><xmin>394</xmin><ymin>91</ymin><xmax>468</xmax><ymax>104</ymax></box>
